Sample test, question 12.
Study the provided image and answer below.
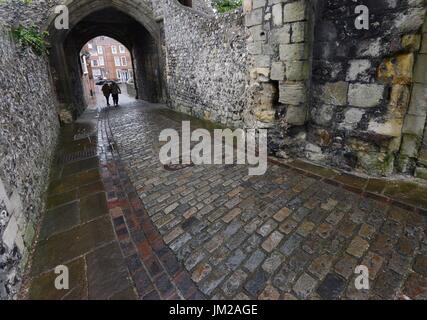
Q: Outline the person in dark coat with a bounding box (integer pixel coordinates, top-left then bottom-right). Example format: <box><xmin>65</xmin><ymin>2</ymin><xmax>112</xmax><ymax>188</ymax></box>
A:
<box><xmin>101</xmin><ymin>82</ymin><xmax>111</xmax><ymax>106</ymax></box>
<box><xmin>110</xmin><ymin>82</ymin><xmax>122</xmax><ymax>107</ymax></box>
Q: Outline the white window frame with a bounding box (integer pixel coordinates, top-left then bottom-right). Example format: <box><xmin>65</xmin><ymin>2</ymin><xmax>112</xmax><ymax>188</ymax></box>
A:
<box><xmin>121</xmin><ymin>56</ymin><xmax>127</xmax><ymax>66</ymax></box>
<box><xmin>116</xmin><ymin>70</ymin><xmax>121</xmax><ymax>80</ymax></box>
<box><xmin>111</xmin><ymin>45</ymin><xmax>117</xmax><ymax>54</ymax></box>
<box><xmin>88</xmin><ymin>43</ymin><xmax>93</xmax><ymax>49</ymax></box>
<box><xmin>82</xmin><ymin>55</ymin><xmax>88</xmax><ymax>75</ymax></box>
<box><xmin>97</xmin><ymin>46</ymin><xmax>103</xmax><ymax>54</ymax></box>
<box><xmin>92</xmin><ymin>68</ymin><xmax>101</xmax><ymax>77</ymax></box>
<box><xmin>114</xmin><ymin>56</ymin><xmax>121</xmax><ymax>67</ymax></box>
<box><xmin>119</xmin><ymin>45</ymin><xmax>125</xmax><ymax>53</ymax></box>
<box><xmin>91</xmin><ymin>59</ymin><xmax>98</xmax><ymax>67</ymax></box>
<box><xmin>98</xmin><ymin>56</ymin><xmax>105</xmax><ymax>66</ymax></box>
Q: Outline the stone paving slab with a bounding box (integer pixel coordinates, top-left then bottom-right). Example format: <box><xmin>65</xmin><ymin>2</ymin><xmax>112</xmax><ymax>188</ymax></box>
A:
<box><xmin>25</xmin><ymin>108</ymin><xmax>202</xmax><ymax>300</ymax></box>
<box><xmin>25</xmin><ymin>112</ymin><xmax>136</xmax><ymax>300</ymax></box>
<box><xmin>105</xmin><ymin>101</ymin><xmax>427</xmax><ymax>300</ymax></box>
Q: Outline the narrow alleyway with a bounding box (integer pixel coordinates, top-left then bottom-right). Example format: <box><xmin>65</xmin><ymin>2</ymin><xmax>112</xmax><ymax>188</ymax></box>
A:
<box><xmin>25</xmin><ymin>96</ymin><xmax>427</xmax><ymax>300</ymax></box>
<box><xmin>25</xmin><ymin>94</ymin><xmax>201</xmax><ymax>300</ymax></box>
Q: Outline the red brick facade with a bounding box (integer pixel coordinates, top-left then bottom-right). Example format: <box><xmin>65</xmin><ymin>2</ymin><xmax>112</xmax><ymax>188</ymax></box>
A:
<box><xmin>82</xmin><ymin>36</ymin><xmax>134</xmax><ymax>82</ymax></box>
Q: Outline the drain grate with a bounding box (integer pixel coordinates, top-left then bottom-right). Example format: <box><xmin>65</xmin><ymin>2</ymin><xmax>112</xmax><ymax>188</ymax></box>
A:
<box><xmin>163</xmin><ymin>162</ymin><xmax>194</xmax><ymax>171</ymax></box>
<box><xmin>73</xmin><ymin>132</ymin><xmax>97</xmax><ymax>141</ymax></box>
<box><xmin>57</xmin><ymin>148</ymin><xmax>98</xmax><ymax>164</ymax></box>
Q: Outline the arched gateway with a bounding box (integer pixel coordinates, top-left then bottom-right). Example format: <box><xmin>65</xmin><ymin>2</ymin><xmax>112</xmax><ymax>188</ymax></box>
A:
<box><xmin>45</xmin><ymin>0</ymin><xmax>166</xmax><ymax>118</ymax></box>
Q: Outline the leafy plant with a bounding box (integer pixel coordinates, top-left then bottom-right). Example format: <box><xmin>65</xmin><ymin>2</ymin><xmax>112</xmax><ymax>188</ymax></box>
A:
<box><xmin>12</xmin><ymin>25</ymin><xmax>49</xmax><ymax>56</ymax></box>
<box><xmin>212</xmin><ymin>0</ymin><xmax>242</xmax><ymax>13</ymax></box>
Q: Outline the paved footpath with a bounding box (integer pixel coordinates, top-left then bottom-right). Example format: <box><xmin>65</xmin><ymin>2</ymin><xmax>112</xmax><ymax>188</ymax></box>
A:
<box><xmin>25</xmin><ymin>105</ymin><xmax>201</xmax><ymax>300</ymax></box>
<box><xmin>104</xmin><ymin>100</ymin><xmax>427</xmax><ymax>300</ymax></box>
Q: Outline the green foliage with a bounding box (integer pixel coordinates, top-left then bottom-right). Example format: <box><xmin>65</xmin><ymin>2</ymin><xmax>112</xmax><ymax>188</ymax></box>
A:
<box><xmin>212</xmin><ymin>0</ymin><xmax>242</xmax><ymax>13</ymax></box>
<box><xmin>12</xmin><ymin>25</ymin><xmax>49</xmax><ymax>55</ymax></box>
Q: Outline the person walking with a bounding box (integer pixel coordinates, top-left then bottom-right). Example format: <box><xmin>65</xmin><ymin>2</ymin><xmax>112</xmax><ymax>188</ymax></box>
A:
<box><xmin>101</xmin><ymin>82</ymin><xmax>112</xmax><ymax>106</ymax></box>
<box><xmin>111</xmin><ymin>81</ymin><xmax>122</xmax><ymax>107</ymax></box>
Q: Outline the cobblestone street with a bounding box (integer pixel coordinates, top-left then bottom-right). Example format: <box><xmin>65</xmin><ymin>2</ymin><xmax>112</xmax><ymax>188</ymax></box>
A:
<box><xmin>104</xmin><ymin>101</ymin><xmax>427</xmax><ymax>300</ymax></box>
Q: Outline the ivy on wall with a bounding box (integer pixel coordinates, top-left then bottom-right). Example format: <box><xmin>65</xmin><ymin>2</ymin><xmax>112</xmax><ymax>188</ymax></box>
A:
<box><xmin>212</xmin><ymin>0</ymin><xmax>242</xmax><ymax>13</ymax></box>
<box><xmin>12</xmin><ymin>25</ymin><xmax>49</xmax><ymax>56</ymax></box>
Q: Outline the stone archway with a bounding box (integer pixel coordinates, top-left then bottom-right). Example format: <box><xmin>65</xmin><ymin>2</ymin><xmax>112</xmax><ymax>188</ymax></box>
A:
<box><xmin>46</xmin><ymin>0</ymin><xmax>166</xmax><ymax>119</ymax></box>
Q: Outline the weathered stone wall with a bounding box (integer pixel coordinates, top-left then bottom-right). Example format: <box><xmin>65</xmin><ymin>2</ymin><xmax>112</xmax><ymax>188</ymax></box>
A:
<box><xmin>308</xmin><ymin>0</ymin><xmax>427</xmax><ymax>176</ymax></box>
<box><xmin>412</xmin><ymin>15</ymin><xmax>427</xmax><ymax>179</ymax></box>
<box><xmin>191</xmin><ymin>0</ymin><xmax>215</xmax><ymax>14</ymax></box>
<box><xmin>151</xmin><ymin>0</ymin><xmax>214</xmax><ymax>18</ymax></box>
<box><xmin>0</xmin><ymin>26</ymin><xmax>59</xmax><ymax>299</ymax></box>
<box><xmin>163</xmin><ymin>0</ymin><xmax>248</xmax><ymax>127</ymax></box>
<box><xmin>241</xmin><ymin>0</ymin><xmax>317</xmax><ymax>158</ymax></box>
<box><xmin>0</xmin><ymin>0</ymin><xmax>60</xmax><ymax>28</ymax></box>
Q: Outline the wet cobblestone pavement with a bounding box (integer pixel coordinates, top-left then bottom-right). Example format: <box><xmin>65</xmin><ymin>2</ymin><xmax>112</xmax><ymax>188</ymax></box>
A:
<box><xmin>25</xmin><ymin>107</ymin><xmax>201</xmax><ymax>300</ymax></box>
<box><xmin>26</xmin><ymin>100</ymin><xmax>427</xmax><ymax>300</ymax></box>
<box><xmin>25</xmin><ymin>110</ymin><xmax>136</xmax><ymax>300</ymax></box>
<box><xmin>103</xmin><ymin>100</ymin><xmax>427</xmax><ymax>300</ymax></box>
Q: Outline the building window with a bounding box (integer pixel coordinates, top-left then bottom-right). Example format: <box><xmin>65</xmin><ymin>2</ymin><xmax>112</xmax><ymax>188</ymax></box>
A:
<box><xmin>114</xmin><ymin>56</ymin><xmax>121</xmax><ymax>67</ymax></box>
<box><xmin>81</xmin><ymin>55</ymin><xmax>88</xmax><ymax>74</ymax></box>
<box><xmin>116</xmin><ymin>70</ymin><xmax>121</xmax><ymax>80</ymax></box>
<box><xmin>111</xmin><ymin>45</ymin><xmax>117</xmax><ymax>54</ymax></box>
<box><xmin>121</xmin><ymin>56</ymin><xmax>127</xmax><ymax>66</ymax></box>
<box><xmin>88</xmin><ymin>43</ymin><xmax>93</xmax><ymax>49</ymax></box>
<box><xmin>98</xmin><ymin>56</ymin><xmax>105</xmax><ymax>66</ymax></box>
<box><xmin>178</xmin><ymin>0</ymin><xmax>192</xmax><ymax>7</ymax></box>
<box><xmin>93</xmin><ymin>69</ymin><xmax>101</xmax><ymax>77</ymax></box>
<box><xmin>97</xmin><ymin>46</ymin><xmax>103</xmax><ymax>54</ymax></box>
<box><xmin>119</xmin><ymin>45</ymin><xmax>125</xmax><ymax>53</ymax></box>
<box><xmin>91</xmin><ymin>59</ymin><xmax>98</xmax><ymax>67</ymax></box>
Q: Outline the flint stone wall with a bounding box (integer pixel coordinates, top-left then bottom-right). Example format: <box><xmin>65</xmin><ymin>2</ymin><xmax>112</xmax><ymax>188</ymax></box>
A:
<box><xmin>163</xmin><ymin>0</ymin><xmax>248</xmax><ymax>128</ymax></box>
<box><xmin>0</xmin><ymin>26</ymin><xmax>59</xmax><ymax>300</ymax></box>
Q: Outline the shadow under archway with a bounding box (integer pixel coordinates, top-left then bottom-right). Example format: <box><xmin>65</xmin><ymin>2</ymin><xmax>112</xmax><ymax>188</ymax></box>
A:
<box><xmin>47</xmin><ymin>2</ymin><xmax>166</xmax><ymax>118</ymax></box>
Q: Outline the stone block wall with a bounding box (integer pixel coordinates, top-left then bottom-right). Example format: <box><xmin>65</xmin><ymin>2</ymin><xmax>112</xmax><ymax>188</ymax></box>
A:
<box><xmin>0</xmin><ymin>26</ymin><xmax>59</xmax><ymax>299</ymax></box>
<box><xmin>245</xmin><ymin>0</ymin><xmax>314</xmax><ymax>123</ymax></box>
<box><xmin>242</xmin><ymin>0</ymin><xmax>316</xmax><ymax>157</ymax></box>
<box><xmin>411</xmin><ymin>16</ymin><xmax>427</xmax><ymax>179</ymax></box>
<box><xmin>161</xmin><ymin>0</ymin><xmax>427</xmax><ymax>178</ymax></box>
<box><xmin>163</xmin><ymin>0</ymin><xmax>248</xmax><ymax>127</ymax></box>
<box><xmin>308</xmin><ymin>0</ymin><xmax>427</xmax><ymax>176</ymax></box>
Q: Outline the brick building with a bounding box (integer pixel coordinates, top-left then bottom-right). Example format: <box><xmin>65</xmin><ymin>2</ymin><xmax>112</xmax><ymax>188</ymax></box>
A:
<box><xmin>82</xmin><ymin>36</ymin><xmax>134</xmax><ymax>82</ymax></box>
